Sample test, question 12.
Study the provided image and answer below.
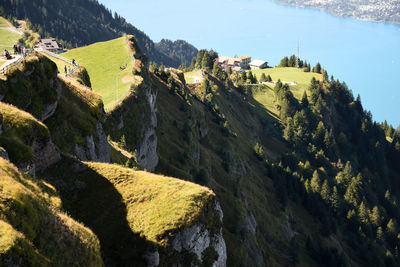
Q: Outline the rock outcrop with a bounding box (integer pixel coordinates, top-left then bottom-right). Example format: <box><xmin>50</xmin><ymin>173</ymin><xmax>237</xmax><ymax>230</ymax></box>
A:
<box><xmin>168</xmin><ymin>200</ymin><xmax>227</xmax><ymax>267</ymax></box>
<box><xmin>40</xmin><ymin>78</ymin><xmax>62</xmax><ymax>122</ymax></box>
<box><xmin>136</xmin><ymin>80</ymin><xmax>159</xmax><ymax>172</ymax></box>
<box><xmin>73</xmin><ymin>120</ymin><xmax>110</xmax><ymax>162</ymax></box>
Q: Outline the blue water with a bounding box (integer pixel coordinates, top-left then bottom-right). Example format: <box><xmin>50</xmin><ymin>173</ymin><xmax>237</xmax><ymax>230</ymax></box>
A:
<box><xmin>99</xmin><ymin>0</ymin><xmax>400</xmax><ymax>126</ymax></box>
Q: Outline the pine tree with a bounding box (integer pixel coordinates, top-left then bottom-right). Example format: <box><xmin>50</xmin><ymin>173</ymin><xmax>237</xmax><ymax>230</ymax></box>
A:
<box><xmin>312</xmin><ymin>62</ymin><xmax>321</xmax><ymax>73</ymax></box>
<box><xmin>387</xmin><ymin>219</ymin><xmax>398</xmax><ymax>234</ymax></box>
<box><xmin>202</xmin><ymin>52</ymin><xmax>213</xmax><ymax>71</ymax></box>
<box><xmin>279</xmin><ymin>56</ymin><xmax>289</xmax><ymax>67</ymax></box>
<box><xmin>344</xmin><ymin>174</ymin><xmax>363</xmax><ymax>207</ymax></box>
<box><xmin>330</xmin><ymin>186</ymin><xmax>341</xmax><ymax>213</ymax></box>
<box><xmin>312</xmin><ymin>121</ymin><xmax>326</xmax><ymax>147</ymax></box>
<box><xmin>267</xmin><ymin>74</ymin><xmax>272</xmax><ymax>82</ymax></box>
<box><xmin>260</xmin><ymin>73</ymin><xmax>267</xmax><ymax>82</ymax></box>
<box><xmin>241</xmin><ymin>71</ymin><xmax>247</xmax><ymax>82</ymax></box>
<box><xmin>310</xmin><ymin>170</ymin><xmax>321</xmax><ymax>193</ymax></box>
<box><xmin>247</xmin><ymin>71</ymin><xmax>254</xmax><ymax>84</ymax></box>
<box><xmin>320</xmin><ymin>179</ymin><xmax>330</xmax><ymax>203</ymax></box>
<box><xmin>301</xmin><ymin>91</ymin><xmax>309</xmax><ymax>107</ymax></box>
<box><xmin>377</xmin><ymin>226</ymin><xmax>384</xmax><ymax>243</ymax></box>
<box><xmin>358</xmin><ymin>201</ymin><xmax>370</xmax><ymax>225</ymax></box>
<box><xmin>195</xmin><ymin>50</ymin><xmax>206</xmax><ymax>69</ymax></box>
<box><xmin>371</xmin><ymin>206</ymin><xmax>383</xmax><ymax>227</ymax></box>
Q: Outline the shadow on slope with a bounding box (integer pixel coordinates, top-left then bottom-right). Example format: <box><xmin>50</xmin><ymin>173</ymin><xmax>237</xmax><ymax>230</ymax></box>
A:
<box><xmin>41</xmin><ymin>156</ymin><xmax>152</xmax><ymax>266</ymax></box>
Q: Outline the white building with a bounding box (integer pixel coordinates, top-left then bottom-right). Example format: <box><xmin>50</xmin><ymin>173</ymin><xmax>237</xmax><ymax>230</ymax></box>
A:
<box><xmin>250</xmin><ymin>59</ymin><xmax>268</xmax><ymax>70</ymax></box>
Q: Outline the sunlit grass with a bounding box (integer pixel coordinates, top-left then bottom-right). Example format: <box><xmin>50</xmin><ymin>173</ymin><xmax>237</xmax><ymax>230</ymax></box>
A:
<box><xmin>86</xmin><ymin>162</ymin><xmax>215</xmax><ymax>246</ymax></box>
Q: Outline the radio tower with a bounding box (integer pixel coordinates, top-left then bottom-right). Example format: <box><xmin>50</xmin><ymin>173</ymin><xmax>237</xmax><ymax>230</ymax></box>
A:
<box><xmin>296</xmin><ymin>40</ymin><xmax>300</xmax><ymax>68</ymax></box>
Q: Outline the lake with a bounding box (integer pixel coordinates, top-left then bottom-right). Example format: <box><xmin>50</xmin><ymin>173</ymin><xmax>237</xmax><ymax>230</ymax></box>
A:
<box><xmin>99</xmin><ymin>0</ymin><xmax>400</xmax><ymax>126</ymax></box>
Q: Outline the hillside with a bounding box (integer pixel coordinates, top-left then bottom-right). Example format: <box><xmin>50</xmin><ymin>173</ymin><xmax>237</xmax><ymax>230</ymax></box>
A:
<box><xmin>155</xmin><ymin>39</ymin><xmax>198</xmax><ymax>66</ymax></box>
<box><xmin>0</xmin><ymin>49</ymin><xmax>227</xmax><ymax>266</ymax></box>
<box><xmin>1</xmin><ymin>10</ymin><xmax>400</xmax><ymax>265</ymax></box>
<box><xmin>62</xmin><ymin>36</ymin><xmax>138</xmax><ymax>109</ymax></box>
<box><xmin>0</xmin><ymin>0</ymin><xmax>197</xmax><ymax>67</ymax></box>
<box><xmin>249</xmin><ymin>67</ymin><xmax>322</xmax><ymax>119</ymax></box>
<box><xmin>106</xmin><ymin>46</ymin><xmax>400</xmax><ymax>266</ymax></box>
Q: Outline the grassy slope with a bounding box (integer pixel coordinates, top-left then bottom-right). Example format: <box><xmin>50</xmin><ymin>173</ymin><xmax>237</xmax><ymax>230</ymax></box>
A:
<box><xmin>39</xmin><ymin>52</ymin><xmax>74</xmax><ymax>74</ymax></box>
<box><xmin>42</xmin><ymin>158</ymin><xmax>215</xmax><ymax>265</ymax></box>
<box><xmin>0</xmin><ymin>102</ymin><xmax>49</xmax><ymax>163</ymax></box>
<box><xmin>86</xmin><ymin>162</ymin><xmax>215</xmax><ymax>246</ymax></box>
<box><xmin>62</xmin><ymin>37</ymin><xmax>136</xmax><ymax>109</ymax></box>
<box><xmin>0</xmin><ymin>17</ymin><xmax>20</xmax><ymax>56</ymax></box>
<box><xmin>0</xmin><ymin>157</ymin><xmax>103</xmax><ymax>266</ymax></box>
<box><xmin>0</xmin><ymin>29</ymin><xmax>20</xmax><ymax>58</ymax></box>
<box><xmin>250</xmin><ymin>67</ymin><xmax>322</xmax><ymax>119</ymax></box>
<box><xmin>184</xmin><ymin>69</ymin><xmax>202</xmax><ymax>83</ymax></box>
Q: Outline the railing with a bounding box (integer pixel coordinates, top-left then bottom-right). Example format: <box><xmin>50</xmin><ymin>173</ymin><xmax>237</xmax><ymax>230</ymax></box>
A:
<box><xmin>36</xmin><ymin>48</ymin><xmax>79</xmax><ymax>76</ymax></box>
<box><xmin>37</xmin><ymin>48</ymin><xmax>75</xmax><ymax>65</ymax></box>
<box><xmin>0</xmin><ymin>49</ymin><xmax>34</xmax><ymax>75</ymax></box>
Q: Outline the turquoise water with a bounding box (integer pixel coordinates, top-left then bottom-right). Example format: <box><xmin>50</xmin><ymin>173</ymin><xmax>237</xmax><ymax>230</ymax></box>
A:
<box><xmin>99</xmin><ymin>0</ymin><xmax>400</xmax><ymax>125</ymax></box>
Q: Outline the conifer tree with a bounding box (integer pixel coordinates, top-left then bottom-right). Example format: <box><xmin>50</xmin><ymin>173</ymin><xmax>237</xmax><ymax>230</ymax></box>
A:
<box><xmin>241</xmin><ymin>71</ymin><xmax>247</xmax><ymax>82</ymax></box>
<box><xmin>311</xmin><ymin>170</ymin><xmax>321</xmax><ymax>193</ymax></box>
<box><xmin>344</xmin><ymin>174</ymin><xmax>363</xmax><ymax>207</ymax></box>
<box><xmin>358</xmin><ymin>201</ymin><xmax>370</xmax><ymax>225</ymax></box>
<box><xmin>301</xmin><ymin>91</ymin><xmax>309</xmax><ymax>107</ymax></box>
<box><xmin>279</xmin><ymin>56</ymin><xmax>289</xmax><ymax>67</ymax></box>
<box><xmin>260</xmin><ymin>73</ymin><xmax>267</xmax><ymax>82</ymax></box>
<box><xmin>195</xmin><ymin>50</ymin><xmax>206</xmax><ymax>69</ymax></box>
<box><xmin>312</xmin><ymin>62</ymin><xmax>322</xmax><ymax>73</ymax></box>
<box><xmin>377</xmin><ymin>226</ymin><xmax>384</xmax><ymax>243</ymax></box>
<box><xmin>267</xmin><ymin>74</ymin><xmax>272</xmax><ymax>82</ymax></box>
<box><xmin>202</xmin><ymin>52</ymin><xmax>213</xmax><ymax>71</ymax></box>
<box><xmin>321</xmin><ymin>179</ymin><xmax>330</xmax><ymax>203</ymax></box>
<box><xmin>330</xmin><ymin>186</ymin><xmax>341</xmax><ymax>213</ymax></box>
<box><xmin>371</xmin><ymin>206</ymin><xmax>383</xmax><ymax>227</ymax></box>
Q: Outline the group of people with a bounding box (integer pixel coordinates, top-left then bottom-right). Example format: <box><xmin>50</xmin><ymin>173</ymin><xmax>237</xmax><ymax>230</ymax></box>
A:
<box><xmin>64</xmin><ymin>59</ymin><xmax>77</xmax><ymax>76</ymax></box>
<box><xmin>13</xmin><ymin>44</ymin><xmax>25</xmax><ymax>56</ymax></box>
<box><xmin>3</xmin><ymin>44</ymin><xmax>27</xmax><ymax>60</ymax></box>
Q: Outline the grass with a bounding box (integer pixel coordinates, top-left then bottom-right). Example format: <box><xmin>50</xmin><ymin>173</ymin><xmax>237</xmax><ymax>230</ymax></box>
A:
<box><xmin>39</xmin><ymin>52</ymin><xmax>74</xmax><ymax>75</ymax></box>
<box><xmin>184</xmin><ymin>69</ymin><xmax>202</xmax><ymax>84</ymax></box>
<box><xmin>0</xmin><ymin>157</ymin><xmax>103</xmax><ymax>266</ymax></box>
<box><xmin>0</xmin><ymin>102</ymin><xmax>50</xmax><ymax>163</ymax></box>
<box><xmin>0</xmin><ymin>17</ymin><xmax>9</xmax><ymax>27</ymax></box>
<box><xmin>249</xmin><ymin>67</ymin><xmax>322</xmax><ymax>119</ymax></box>
<box><xmin>62</xmin><ymin>37</ymin><xmax>137</xmax><ymax>110</ymax></box>
<box><xmin>86</xmin><ymin>162</ymin><xmax>215</xmax><ymax>246</ymax></box>
<box><xmin>45</xmin><ymin>79</ymin><xmax>103</xmax><ymax>153</ymax></box>
<box><xmin>0</xmin><ymin>28</ymin><xmax>20</xmax><ymax>55</ymax></box>
<box><xmin>249</xmin><ymin>67</ymin><xmax>321</xmax><ymax>97</ymax></box>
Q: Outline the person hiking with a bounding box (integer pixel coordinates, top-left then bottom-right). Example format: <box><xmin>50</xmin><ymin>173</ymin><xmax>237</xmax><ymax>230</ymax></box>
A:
<box><xmin>64</xmin><ymin>65</ymin><xmax>67</xmax><ymax>75</ymax></box>
<box><xmin>68</xmin><ymin>66</ymin><xmax>72</xmax><ymax>74</ymax></box>
<box><xmin>72</xmin><ymin>59</ymin><xmax>76</xmax><ymax>66</ymax></box>
<box><xmin>13</xmin><ymin>45</ymin><xmax>17</xmax><ymax>55</ymax></box>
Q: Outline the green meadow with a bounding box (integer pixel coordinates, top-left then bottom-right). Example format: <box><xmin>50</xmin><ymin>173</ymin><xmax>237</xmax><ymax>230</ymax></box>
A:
<box><xmin>62</xmin><ymin>37</ymin><xmax>136</xmax><ymax>110</ymax></box>
<box><xmin>249</xmin><ymin>67</ymin><xmax>322</xmax><ymax>119</ymax></box>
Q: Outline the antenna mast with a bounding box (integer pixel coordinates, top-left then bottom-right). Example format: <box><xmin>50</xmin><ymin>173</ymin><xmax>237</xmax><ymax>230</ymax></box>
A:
<box><xmin>297</xmin><ymin>40</ymin><xmax>300</xmax><ymax>68</ymax></box>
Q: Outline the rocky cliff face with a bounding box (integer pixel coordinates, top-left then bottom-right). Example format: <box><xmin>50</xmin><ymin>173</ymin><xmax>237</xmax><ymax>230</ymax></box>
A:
<box><xmin>73</xmin><ymin>120</ymin><xmax>111</xmax><ymax>163</ymax></box>
<box><xmin>18</xmin><ymin>139</ymin><xmax>61</xmax><ymax>176</ymax></box>
<box><xmin>136</xmin><ymin>79</ymin><xmax>159</xmax><ymax>171</ymax></box>
<box><xmin>144</xmin><ymin>200</ymin><xmax>227</xmax><ymax>267</ymax></box>
<box><xmin>170</xmin><ymin>201</ymin><xmax>227</xmax><ymax>267</ymax></box>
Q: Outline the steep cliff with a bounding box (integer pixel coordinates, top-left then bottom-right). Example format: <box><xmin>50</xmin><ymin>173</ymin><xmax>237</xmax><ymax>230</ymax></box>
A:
<box><xmin>0</xmin><ymin>54</ymin><xmax>111</xmax><ymax>163</ymax></box>
<box><xmin>0</xmin><ymin>102</ymin><xmax>60</xmax><ymax>175</ymax></box>
<box><xmin>0</xmin><ymin>157</ymin><xmax>104</xmax><ymax>266</ymax></box>
<box><xmin>42</xmin><ymin>158</ymin><xmax>226</xmax><ymax>266</ymax></box>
